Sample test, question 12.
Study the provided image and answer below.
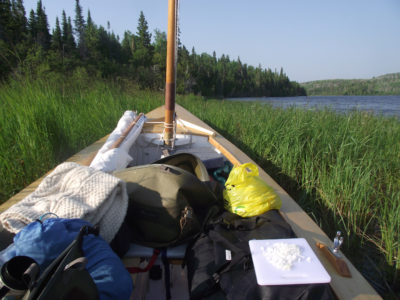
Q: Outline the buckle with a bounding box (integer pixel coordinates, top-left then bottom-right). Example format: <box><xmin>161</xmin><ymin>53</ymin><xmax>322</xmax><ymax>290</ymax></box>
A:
<box><xmin>212</xmin><ymin>273</ymin><xmax>220</xmax><ymax>283</ymax></box>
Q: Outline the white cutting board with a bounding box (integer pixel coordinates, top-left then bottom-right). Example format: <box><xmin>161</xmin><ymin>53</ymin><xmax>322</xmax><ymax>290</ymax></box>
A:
<box><xmin>249</xmin><ymin>238</ymin><xmax>331</xmax><ymax>285</ymax></box>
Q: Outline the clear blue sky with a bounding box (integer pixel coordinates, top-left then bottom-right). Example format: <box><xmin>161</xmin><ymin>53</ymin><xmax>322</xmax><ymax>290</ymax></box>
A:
<box><xmin>24</xmin><ymin>0</ymin><xmax>400</xmax><ymax>82</ymax></box>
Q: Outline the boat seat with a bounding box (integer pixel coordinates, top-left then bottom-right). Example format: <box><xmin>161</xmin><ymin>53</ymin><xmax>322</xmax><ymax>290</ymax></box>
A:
<box><xmin>124</xmin><ymin>243</ymin><xmax>187</xmax><ymax>259</ymax></box>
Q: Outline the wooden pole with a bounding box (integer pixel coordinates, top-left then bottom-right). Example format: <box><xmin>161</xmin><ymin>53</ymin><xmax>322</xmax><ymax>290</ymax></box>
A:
<box><xmin>109</xmin><ymin>113</ymin><xmax>144</xmax><ymax>149</ymax></box>
<box><xmin>164</xmin><ymin>0</ymin><xmax>177</xmax><ymax>146</ymax></box>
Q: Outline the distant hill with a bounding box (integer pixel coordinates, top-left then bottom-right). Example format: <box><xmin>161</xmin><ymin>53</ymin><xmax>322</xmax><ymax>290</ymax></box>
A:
<box><xmin>301</xmin><ymin>73</ymin><xmax>400</xmax><ymax>96</ymax></box>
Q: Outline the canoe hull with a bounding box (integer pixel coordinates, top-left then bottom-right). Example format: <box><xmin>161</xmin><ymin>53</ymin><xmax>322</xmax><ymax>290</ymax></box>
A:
<box><xmin>0</xmin><ymin>104</ymin><xmax>381</xmax><ymax>300</ymax></box>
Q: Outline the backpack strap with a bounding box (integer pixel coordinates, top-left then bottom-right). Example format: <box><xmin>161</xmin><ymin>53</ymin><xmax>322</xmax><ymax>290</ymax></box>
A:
<box><xmin>127</xmin><ymin>249</ymin><xmax>161</xmax><ymax>273</ymax></box>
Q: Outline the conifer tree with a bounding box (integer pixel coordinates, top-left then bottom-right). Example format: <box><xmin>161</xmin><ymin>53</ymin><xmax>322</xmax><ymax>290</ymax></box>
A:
<box><xmin>86</xmin><ymin>9</ymin><xmax>93</xmax><ymax>28</ymax></box>
<box><xmin>121</xmin><ymin>30</ymin><xmax>135</xmax><ymax>63</ymax></box>
<box><xmin>0</xmin><ymin>0</ymin><xmax>13</xmax><ymax>42</ymax></box>
<box><xmin>11</xmin><ymin>0</ymin><xmax>27</xmax><ymax>42</ymax></box>
<box><xmin>27</xmin><ymin>9</ymin><xmax>36</xmax><ymax>42</ymax></box>
<box><xmin>66</xmin><ymin>16</ymin><xmax>76</xmax><ymax>51</ymax></box>
<box><xmin>60</xmin><ymin>11</ymin><xmax>75</xmax><ymax>54</ymax></box>
<box><xmin>51</xmin><ymin>16</ymin><xmax>62</xmax><ymax>51</ymax></box>
<box><xmin>74</xmin><ymin>0</ymin><xmax>86</xmax><ymax>58</ymax></box>
<box><xmin>0</xmin><ymin>0</ymin><xmax>13</xmax><ymax>78</ymax></box>
<box><xmin>61</xmin><ymin>10</ymin><xmax>68</xmax><ymax>44</ymax></box>
<box><xmin>136</xmin><ymin>11</ymin><xmax>151</xmax><ymax>49</ymax></box>
<box><xmin>35</xmin><ymin>0</ymin><xmax>50</xmax><ymax>49</ymax></box>
<box><xmin>133</xmin><ymin>11</ymin><xmax>153</xmax><ymax>67</ymax></box>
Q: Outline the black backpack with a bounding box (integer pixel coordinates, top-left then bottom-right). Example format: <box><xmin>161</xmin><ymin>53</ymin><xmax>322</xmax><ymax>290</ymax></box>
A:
<box><xmin>185</xmin><ymin>210</ymin><xmax>334</xmax><ymax>300</ymax></box>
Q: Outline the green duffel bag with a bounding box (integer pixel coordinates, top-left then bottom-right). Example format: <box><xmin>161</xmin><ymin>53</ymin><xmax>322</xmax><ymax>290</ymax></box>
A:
<box><xmin>113</xmin><ymin>153</ymin><xmax>221</xmax><ymax>248</ymax></box>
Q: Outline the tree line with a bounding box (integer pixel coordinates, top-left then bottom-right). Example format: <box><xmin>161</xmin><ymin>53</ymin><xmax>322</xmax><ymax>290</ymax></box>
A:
<box><xmin>301</xmin><ymin>73</ymin><xmax>400</xmax><ymax>96</ymax></box>
<box><xmin>0</xmin><ymin>0</ymin><xmax>306</xmax><ymax>97</ymax></box>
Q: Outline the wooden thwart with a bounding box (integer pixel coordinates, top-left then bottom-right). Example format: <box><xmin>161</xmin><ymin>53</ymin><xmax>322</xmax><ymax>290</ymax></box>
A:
<box><xmin>208</xmin><ymin>136</ymin><xmax>241</xmax><ymax>166</ymax></box>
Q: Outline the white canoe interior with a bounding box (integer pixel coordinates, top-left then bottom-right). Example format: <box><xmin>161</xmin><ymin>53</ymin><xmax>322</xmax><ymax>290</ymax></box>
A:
<box><xmin>0</xmin><ymin>104</ymin><xmax>381</xmax><ymax>300</ymax></box>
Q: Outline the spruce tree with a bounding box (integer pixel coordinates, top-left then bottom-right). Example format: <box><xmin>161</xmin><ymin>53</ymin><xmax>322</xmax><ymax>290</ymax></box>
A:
<box><xmin>87</xmin><ymin>9</ymin><xmax>93</xmax><ymax>28</ymax></box>
<box><xmin>121</xmin><ymin>30</ymin><xmax>134</xmax><ymax>63</ymax></box>
<box><xmin>61</xmin><ymin>10</ymin><xmax>68</xmax><ymax>45</ymax></box>
<box><xmin>74</xmin><ymin>0</ymin><xmax>86</xmax><ymax>58</ymax></box>
<box><xmin>66</xmin><ymin>16</ymin><xmax>76</xmax><ymax>51</ymax></box>
<box><xmin>60</xmin><ymin>11</ymin><xmax>75</xmax><ymax>54</ymax></box>
<box><xmin>51</xmin><ymin>16</ymin><xmax>62</xmax><ymax>51</ymax></box>
<box><xmin>0</xmin><ymin>0</ymin><xmax>13</xmax><ymax>78</ymax></box>
<box><xmin>35</xmin><ymin>0</ymin><xmax>50</xmax><ymax>49</ymax></box>
<box><xmin>27</xmin><ymin>9</ymin><xmax>36</xmax><ymax>43</ymax></box>
<box><xmin>136</xmin><ymin>11</ymin><xmax>151</xmax><ymax>49</ymax></box>
<box><xmin>0</xmin><ymin>0</ymin><xmax>13</xmax><ymax>42</ymax></box>
<box><xmin>133</xmin><ymin>11</ymin><xmax>153</xmax><ymax>67</ymax></box>
<box><xmin>11</xmin><ymin>0</ymin><xmax>27</xmax><ymax>42</ymax></box>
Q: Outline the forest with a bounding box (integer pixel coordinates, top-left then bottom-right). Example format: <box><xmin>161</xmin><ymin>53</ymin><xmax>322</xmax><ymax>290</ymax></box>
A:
<box><xmin>0</xmin><ymin>0</ymin><xmax>306</xmax><ymax>98</ymax></box>
<box><xmin>301</xmin><ymin>73</ymin><xmax>400</xmax><ymax>96</ymax></box>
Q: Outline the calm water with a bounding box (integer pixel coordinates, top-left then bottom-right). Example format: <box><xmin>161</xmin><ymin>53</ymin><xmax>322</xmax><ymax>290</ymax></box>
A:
<box><xmin>227</xmin><ymin>95</ymin><xmax>400</xmax><ymax>118</ymax></box>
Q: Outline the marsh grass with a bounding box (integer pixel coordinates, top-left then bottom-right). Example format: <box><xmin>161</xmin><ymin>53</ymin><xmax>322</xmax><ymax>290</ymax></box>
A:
<box><xmin>179</xmin><ymin>96</ymin><xmax>400</xmax><ymax>293</ymax></box>
<box><xmin>0</xmin><ymin>75</ymin><xmax>163</xmax><ymax>202</ymax></box>
<box><xmin>1</xmin><ymin>78</ymin><xmax>399</xmax><ymax>294</ymax></box>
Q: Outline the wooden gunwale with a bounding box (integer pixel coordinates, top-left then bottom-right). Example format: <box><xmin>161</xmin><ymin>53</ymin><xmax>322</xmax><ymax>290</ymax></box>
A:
<box><xmin>0</xmin><ymin>104</ymin><xmax>381</xmax><ymax>300</ymax></box>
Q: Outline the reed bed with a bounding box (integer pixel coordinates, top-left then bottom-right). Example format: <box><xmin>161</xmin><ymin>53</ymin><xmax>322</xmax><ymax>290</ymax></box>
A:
<box><xmin>1</xmin><ymin>78</ymin><xmax>399</xmax><ymax>294</ymax></box>
<box><xmin>179</xmin><ymin>96</ymin><xmax>400</xmax><ymax>292</ymax></box>
<box><xmin>0</xmin><ymin>75</ymin><xmax>163</xmax><ymax>203</ymax></box>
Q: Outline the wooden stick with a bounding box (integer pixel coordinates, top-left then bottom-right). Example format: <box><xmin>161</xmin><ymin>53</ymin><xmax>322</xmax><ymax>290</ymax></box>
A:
<box><xmin>110</xmin><ymin>113</ymin><xmax>144</xmax><ymax>149</ymax></box>
<box><xmin>316</xmin><ymin>242</ymin><xmax>352</xmax><ymax>278</ymax></box>
<box><xmin>80</xmin><ymin>113</ymin><xmax>143</xmax><ymax>166</ymax></box>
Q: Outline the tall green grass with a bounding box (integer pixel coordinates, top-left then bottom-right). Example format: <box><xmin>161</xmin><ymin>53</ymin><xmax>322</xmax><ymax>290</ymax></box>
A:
<box><xmin>179</xmin><ymin>96</ymin><xmax>400</xmax><ymax>292</ymax></box>
<box><xmin>0</xmin><ymin>74</ymin><xmax>163</xmax><ymax>202</ymax></box>
<box><xmin>1</xmin><ymin>78</ymin><xmax>399</xmax><ymax>294</ymax></box>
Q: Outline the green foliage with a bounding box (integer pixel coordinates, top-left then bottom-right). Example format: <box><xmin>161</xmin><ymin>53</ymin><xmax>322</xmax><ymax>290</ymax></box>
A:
<box><xmin>61</xmin><ymin>11</ymin><xmax>76</xmax><ymax>54</ymax></box>
<box><xmin>74</xmin><ymin>0</ymin><xmax>86</xmax><ymax>59</ymax></box>
<box><xmin>133</xmin><ymin>11</ymin><xmax>153</xmax><ymax>68</ymax></box>
<box><xmin>35</xmin><ymin>0</ymin><xmax>50</xmax><ymax>49</ymax></box>
<box><xmin>0</xmin><ymin>0</ymin><xmax>305</xmax><ymax>97</ymax></box>
<box><xmin>136</xmin><ymin>11</ymin><xmax>152</xmax><ymax>50</ymax></box>
<box><xmin>302</xmin><ymin>73</ymin><xmax>400</xmax><ymax>95</ymax></box>
<box><xmin>121</xmin><ymin>30</ymin><xmax>134</xmax><ymax>63</ymax></box>
<box><xmin>51</xmin><ymin>17</ymin><xmax>62</xmax><ymax>51</ymax></box>
<box><xmin>179</xmin><ymin>96</ymin><xmax>400</xmax><ymax>295</ymax></box>
<box><xmin>0</xmin><ymin>0</ymin><xmax>30</xmax><ymax>78</ymax></box>
<box><xmin>0</xmin><ymin>76</ymin><xmax>163</xmax><ymax>203</ymax></box>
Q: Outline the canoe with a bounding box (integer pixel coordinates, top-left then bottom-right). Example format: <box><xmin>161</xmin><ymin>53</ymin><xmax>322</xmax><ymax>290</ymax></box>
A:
<box><xmin>0</xmin><ymin>104</ymin><xmax>381</xmax><ymax>299</ymax></box>
<box><xmin>0</xmin><ymin>0</ymin><xmax>383</xmax><ymax>297</ymax></box>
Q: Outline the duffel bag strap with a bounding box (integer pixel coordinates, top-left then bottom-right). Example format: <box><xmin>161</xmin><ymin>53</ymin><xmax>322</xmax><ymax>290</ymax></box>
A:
<box><xmin>191</xmin><ymin>252</ymin><xmax>250</xmax><ymax>300</ymax></box>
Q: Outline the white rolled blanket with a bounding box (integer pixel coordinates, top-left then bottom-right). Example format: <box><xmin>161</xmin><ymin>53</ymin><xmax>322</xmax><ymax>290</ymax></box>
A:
<box><xmin>0</xmin><ymin>162</ymin><xmax>128</xmax><ymax>243</ymax></box>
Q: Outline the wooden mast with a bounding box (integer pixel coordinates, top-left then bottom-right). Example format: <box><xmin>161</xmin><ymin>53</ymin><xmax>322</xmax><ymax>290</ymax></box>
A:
<box><xmin>164</xmin><ymin>0</ymin><xmax>178</xmax><ymax>146</ymax></box>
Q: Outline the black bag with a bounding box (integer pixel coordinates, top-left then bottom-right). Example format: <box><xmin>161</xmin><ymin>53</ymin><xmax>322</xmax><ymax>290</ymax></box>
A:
<box><xmin>25</xmin><ymin>225</ymin><xmax>99</xmax><ymax>300</ymax></box>
<box><xmin>185</xmin><ymin>210</ymin><xmax>334</xmax><ymax>300</ymax></box>
<box><xmin>0</xmin><ymin>225</ymin><xmax>99</xmax><ymax>300</ymax></box>
<box><xmin>113</xmin><ymin>153</ymin><xmax>222</xmax><ymax>249</ymax></box>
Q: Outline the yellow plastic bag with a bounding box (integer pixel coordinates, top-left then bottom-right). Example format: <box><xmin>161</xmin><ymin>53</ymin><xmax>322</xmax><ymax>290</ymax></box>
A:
<box><xmin>223</xmin><ymin>163</ymin><xmax>281</xmax><ymax>217</ymax></box>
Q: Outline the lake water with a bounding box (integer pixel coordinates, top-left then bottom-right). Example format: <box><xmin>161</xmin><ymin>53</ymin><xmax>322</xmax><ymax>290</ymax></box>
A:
<box><xmin>226</xmin><ymin>95</ymin><xmax>400</xmax><ymax>118</ymax></box>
